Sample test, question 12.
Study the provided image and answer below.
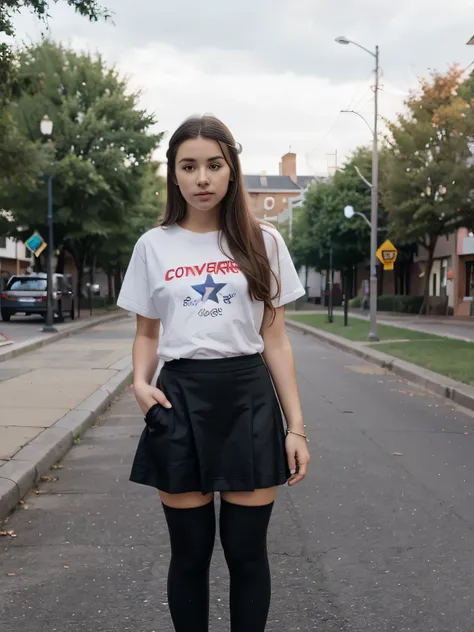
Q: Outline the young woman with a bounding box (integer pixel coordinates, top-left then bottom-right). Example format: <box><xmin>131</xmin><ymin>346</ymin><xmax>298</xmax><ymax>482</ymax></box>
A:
<box><xmin>117</xmin><ymin>115</ymin><xmax>310</xmax><ymax>632</ymax></box>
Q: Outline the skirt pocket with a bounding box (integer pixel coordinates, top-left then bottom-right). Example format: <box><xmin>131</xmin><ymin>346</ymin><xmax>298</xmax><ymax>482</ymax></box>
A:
<box><xmin>144</xmin><ymin>403</ymin><xmax>173</xmax><ymax>436</ymax></box>
<box><xmin>145</xmin><ymin>404</ymin><xmax>174</xmax><ymax>443</ymax></box>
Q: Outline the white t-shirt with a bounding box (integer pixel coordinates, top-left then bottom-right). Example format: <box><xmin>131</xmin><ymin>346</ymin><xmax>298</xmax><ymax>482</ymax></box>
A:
<box><xmin>117</xmin><ymin>223</ymin><xmax>305</xmax><ymax>361</ymax></box>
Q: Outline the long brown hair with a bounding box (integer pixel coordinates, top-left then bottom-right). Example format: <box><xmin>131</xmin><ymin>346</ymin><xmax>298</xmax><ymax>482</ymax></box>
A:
<box><xmin>162</xmin><ymin>115</ymin><xmax>279</xmax><ymax>316</ymax></box>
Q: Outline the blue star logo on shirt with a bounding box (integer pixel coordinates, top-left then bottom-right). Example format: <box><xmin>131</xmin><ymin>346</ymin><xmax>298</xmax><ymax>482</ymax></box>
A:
<box><xmin>191</xmin><ymin>274</ymin><xmax>227</xmax><ymax>304</ymax></box>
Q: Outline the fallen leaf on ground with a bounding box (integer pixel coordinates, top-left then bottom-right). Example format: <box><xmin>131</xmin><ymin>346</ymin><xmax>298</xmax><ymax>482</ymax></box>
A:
<box><xmin>51</xmin><ymin>464</ymin><xmax>64</xmax><ymax>470</ymax></box>
<box><xmin>0</xmin><ymin>530</ymin><xmax>17</xmax><ymax>538</ymax></box>
<box><xmin>7</xmin><ymin>573</ymin><xmax>16</xmax><ymax>577</ymax></box>
<box><xmin>33</xmin><ymin>489</ymin><xmax>45</xmax><ymax>495</ymax></box>
<box><xmin>40</xmin><ymin>476</ymin><xmax>58</xmax><ymax>483</ymax></box>
<box><xmin>392</xmin><ymin>452</ymin><xmax>404</xmax><ymax>457</ymax></box>
<box><xmin>63</xmin><ymin>565</ymin><xmax>69</xmax><ymax>569</ymax></box>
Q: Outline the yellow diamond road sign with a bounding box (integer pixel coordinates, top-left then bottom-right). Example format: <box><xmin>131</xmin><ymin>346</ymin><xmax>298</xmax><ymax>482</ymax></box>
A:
<box><xmin>376</xmin><ymin>240</ymin><xmax>398</xmax><ymax>270</ymax></box>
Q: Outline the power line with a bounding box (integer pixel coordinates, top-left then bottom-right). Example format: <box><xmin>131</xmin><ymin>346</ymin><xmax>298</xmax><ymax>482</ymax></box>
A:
<box><xmin>306</xmin><ymin>111</ymin><xmax>342</xmax><ymax>157</ymax></box>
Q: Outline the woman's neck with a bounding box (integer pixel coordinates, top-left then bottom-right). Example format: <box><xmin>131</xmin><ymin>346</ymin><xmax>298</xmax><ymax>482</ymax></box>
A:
<box><xmin>179</xmin><ymin>206</ymin><xmax>221</xmax><ymax>234</ymax></box>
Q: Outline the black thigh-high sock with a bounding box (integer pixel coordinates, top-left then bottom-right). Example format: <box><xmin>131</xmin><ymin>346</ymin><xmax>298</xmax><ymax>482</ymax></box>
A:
<box><xmin>162</xmin><ymin>501</ymin><xmax>216</xmax><ymax>632</ymax></box>
<box><xmin>219</xmin><ymin>498</ymin><xmax>274</xmax><ymax>632</ymax></box>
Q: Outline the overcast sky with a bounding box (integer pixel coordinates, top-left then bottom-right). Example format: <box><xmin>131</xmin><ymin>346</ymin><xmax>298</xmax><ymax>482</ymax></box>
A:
<box><xmin>10</xmin><ymin>0</ymin><xmax>474</xmax><ymax>176</ymax></box>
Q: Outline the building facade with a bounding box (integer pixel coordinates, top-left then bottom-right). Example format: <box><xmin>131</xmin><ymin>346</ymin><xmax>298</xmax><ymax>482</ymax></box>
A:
<box><xmin>243</xmin><ymin>151</ymin><xmax>328</xmax><ymax>301</ymax></box>
<box><xmin>0</xmin><ymin>237</ymin><xmax>31</xmax><ymax>287</ymax></box>
<box><xmin>353</xmin><ymin>227</ymin><xmax>474</xmax><ymax>317</ymax></box>
<box><xmin>455</xmin><ymin>228</ymin><xmax>474</xmax><ymax>316</ymax></box>
<box><xmin>243</xmin><ymin>151</ymin><xmax>324</xmax><ymax>223</ymax></box>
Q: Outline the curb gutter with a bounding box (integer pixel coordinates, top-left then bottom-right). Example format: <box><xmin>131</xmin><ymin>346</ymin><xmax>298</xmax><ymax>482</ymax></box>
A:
<box><xmin>286</xmin><ymin>318</ymin><xmax>474</xmax><ymax>413</ymax></box>
<box><xmin>0</xmin><ymin>363</ymin><xmax>133</xmax><ymax>520</ymax></box>
<box><xmin>0</xmin><ymin>311</ymin><xmax>129</xmax><ymax>363</ymax></box>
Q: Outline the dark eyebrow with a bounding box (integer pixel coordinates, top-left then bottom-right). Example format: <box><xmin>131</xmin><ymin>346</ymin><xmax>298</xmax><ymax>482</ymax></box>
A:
<box><xmin>178</xmin><ymin>155</ymin><xmax>225</xmax><ymax>164</ymax></box>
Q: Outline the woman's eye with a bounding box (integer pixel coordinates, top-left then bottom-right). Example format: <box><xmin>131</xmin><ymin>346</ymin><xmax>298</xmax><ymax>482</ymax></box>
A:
<box><xmin>210</xmin><ymin>163</ymin><xmax>221</xmax><ymax>171</ymax></box>
<box><xmin>183</xmin><ymin>165</ymin><xmax>194</xmax><ymax>172</ymax></box>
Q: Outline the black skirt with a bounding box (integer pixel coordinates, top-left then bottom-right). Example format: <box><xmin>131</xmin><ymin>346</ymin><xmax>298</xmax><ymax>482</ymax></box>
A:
<box><xmin>130</xmin><ymin>353</ymin><xmax>290</xmax><ymax>494</ymax></box>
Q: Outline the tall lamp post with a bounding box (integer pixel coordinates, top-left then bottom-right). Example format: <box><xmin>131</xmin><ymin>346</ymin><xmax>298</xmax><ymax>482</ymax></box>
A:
<box><xmin>336</xmin><ymin>36</ymin><xmax>379</xmax><ymax>341</ymax></box>
<box><xmin>40</xmin><ymin>115</ymin><xmax>57</xmax><ymax>333</ymax></box>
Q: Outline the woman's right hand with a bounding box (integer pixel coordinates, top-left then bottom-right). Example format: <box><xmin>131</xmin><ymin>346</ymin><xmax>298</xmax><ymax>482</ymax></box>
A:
<box><xmin>133</xmin><ymin>381</ymin><xmax>172</xmax><ymax>416</ymax></box>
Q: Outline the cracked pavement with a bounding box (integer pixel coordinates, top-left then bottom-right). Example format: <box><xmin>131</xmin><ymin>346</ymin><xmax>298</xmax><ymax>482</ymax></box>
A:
<box><xmin>1</xmin><ymin>329</ymin><xmax>474</xmax><ymax>631</ymax></box>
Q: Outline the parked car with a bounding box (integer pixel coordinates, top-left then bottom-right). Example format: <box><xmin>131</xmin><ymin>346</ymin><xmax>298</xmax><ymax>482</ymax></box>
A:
<box><xmin>0</xmin><ymin>273</ymin><xmax>75</xmax><ymax>322</ymax></box>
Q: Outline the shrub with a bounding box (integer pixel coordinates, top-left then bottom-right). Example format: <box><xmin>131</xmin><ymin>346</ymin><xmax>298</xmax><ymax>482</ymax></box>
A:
<box><xmin>348</xmin><ymin>296</ymin><xmax>362</xmax><ymax>308</ymax></box>
<box><xmin>377</xmin><ymin>295</ymin><xmax>424</xmax><ymax>314</ymax></box>
<box><xmin>349</xmin><ymin>295</ymin><xmax>424</xmax><ymax>314</ymax></box>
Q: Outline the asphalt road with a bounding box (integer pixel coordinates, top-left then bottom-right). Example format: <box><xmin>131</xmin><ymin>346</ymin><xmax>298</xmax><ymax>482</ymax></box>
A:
<box><xmin>1</xmin><ymin>329</ymin><xmax>474</xmax><ymax>631</ymax></box>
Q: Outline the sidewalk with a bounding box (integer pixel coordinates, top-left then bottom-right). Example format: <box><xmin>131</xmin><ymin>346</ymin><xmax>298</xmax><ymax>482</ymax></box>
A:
<box><xmin>292</xmin><ymin>307</ymin><xmax>474</xmax><ymax>342</ymax></box>
<box><xmin>0</xmin><ymin>315</ymin><xmax>135</xmax><ymax>518</ymax></box>
<box><xmin>0</xmin><ymin>309</ymin><xmax>128</xmax><ymax>361</ymax></box>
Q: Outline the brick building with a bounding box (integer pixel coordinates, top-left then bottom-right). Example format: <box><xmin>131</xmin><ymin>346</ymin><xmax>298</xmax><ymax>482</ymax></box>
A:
<box><xmin>243</xmin><ymin>152</ymin><xmax>328</xmax><ymax>302</ymax></box>
<box><xmin>243</xmin><ymin>151</ymin><xmax>325</xmax><ymax>223</ymax></box>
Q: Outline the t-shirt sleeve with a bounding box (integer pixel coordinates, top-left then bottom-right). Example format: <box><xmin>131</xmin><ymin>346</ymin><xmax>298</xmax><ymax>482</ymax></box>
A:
<box><xmin>116</xmin><ymin>239</ymin><xmax>161</xmax><ymax>319</ymax></box>
<box><xmin>264</xmin><ymin>226</ymin><xmax>306</xmax><ymax>308</ymax></box>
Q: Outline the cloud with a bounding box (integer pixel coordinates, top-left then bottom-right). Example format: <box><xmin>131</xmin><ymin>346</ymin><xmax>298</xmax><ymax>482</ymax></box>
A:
<box><xmin>18</xmin><ymin>0</ymin><xmax>473</xmax><ymax>80</ymax></box>
<box><xmin>10</xmin><ymin>0</ymin><xmax>474</xmax><ymax>175</ymax></box>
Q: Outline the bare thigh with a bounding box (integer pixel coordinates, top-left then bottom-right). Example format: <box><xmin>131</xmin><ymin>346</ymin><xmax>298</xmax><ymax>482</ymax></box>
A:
<box><xmin>221</xmin><ymin>487</ymin><xmax>277</xmax><ymax>506</ymax></box>
<box><xmin>159</xmin><ymin>490</ymin><xmax>215</xmax><ymax>509</ymax></box>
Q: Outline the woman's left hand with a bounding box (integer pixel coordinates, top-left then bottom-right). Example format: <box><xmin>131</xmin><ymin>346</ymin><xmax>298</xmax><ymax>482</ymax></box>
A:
<box><xmin>286</xmin><ymin>433</ymin><xmax>310</xmax><ymax>486</ymax></box>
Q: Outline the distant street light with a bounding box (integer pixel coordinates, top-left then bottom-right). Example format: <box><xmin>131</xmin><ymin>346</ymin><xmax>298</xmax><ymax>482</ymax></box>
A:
<box><xmin>336</xmin><ymin>36</ymin><xmax>380</xmax><ymax>342</ymax></box>
<box><xmin>344</xmin><ymin>205</ymin><xmax>372</xmax><ymax>228</ymax></box>
<box><xmin>40</xmin><ymin>115</ymin><xmax>53</xmax><ymax>136</ymax></box>
<box><xmin>40</xmin><ymin>115</ymin><xmax>57</xmax><ymax>333</ymax></box>
<box><xmin>344</xmin><ymin>205</ymin><xmax>354</xmax><ymax>219</ymax></box>
<box><xmin>341</xmin><ymin>109</ymin><xmax>375</xmax><ymax>137</ymax></box>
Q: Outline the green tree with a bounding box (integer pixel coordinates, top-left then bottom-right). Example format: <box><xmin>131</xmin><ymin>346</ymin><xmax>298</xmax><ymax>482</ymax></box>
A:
<box><xmin>0</xmin><ymin>2</ymin><xmax>109</xmax><ymax>191</ymax></box>
<box><xmin>94</xmin><ymin>161</ymin><xmax>166</xmax><ymax>301</ymax></box>
<box><xmin>295</xmin><ymin>147</ymin><xmax>378</xmax><ymax>272</ymax></box>
<box><xmin>382</xmin><ymin>65</ymin><xmax>474</xmax><ymax>311</ymax></box>
<box><xmin>2</xmin><ymin>40</ymin><xmax>162</xmax><ymax>309</ymax></box>
<box><xmin>0</xmin><ymin>1</ymin><xmax>109</xmax><ymax>100</ymax></box>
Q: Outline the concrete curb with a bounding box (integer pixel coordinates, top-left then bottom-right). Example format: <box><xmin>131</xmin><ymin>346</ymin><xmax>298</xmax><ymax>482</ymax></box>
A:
<box><xmin>285</xmin><ymin>318</ymin><xmax>474</xmax><ymax>413</ymax></box>
<box><xmin>0</xmin><ymin>311</ymin><xmax>129</xmax><ymax>363</ymax></box>
<box><xmin>0</xmin><ymin>364</ymin><xmax>133</xmax><ymax>520</ymax></box>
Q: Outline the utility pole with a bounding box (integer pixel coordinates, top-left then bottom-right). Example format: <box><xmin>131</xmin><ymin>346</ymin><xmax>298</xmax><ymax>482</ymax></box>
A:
<box><xmin>328</xmin><ymin>238</ymin><xmax>334</xmax><ymax>323</ymax></box>
<box><xmin>368</xmin><ymin>45</ymin><xmax>379</xmax><ymax>341</ymax></box>
<box><xmin>336</xmin><ymin>36</ymin><xmax>380</xmax><ymax>341</ymax></box>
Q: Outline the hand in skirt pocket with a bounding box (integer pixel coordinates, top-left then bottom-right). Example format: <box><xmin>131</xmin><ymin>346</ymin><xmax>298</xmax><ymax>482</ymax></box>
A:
<box><xmin>144</xmin><ymin>403</ymin><xmax>173</xmax><ymax>437</ymax></box>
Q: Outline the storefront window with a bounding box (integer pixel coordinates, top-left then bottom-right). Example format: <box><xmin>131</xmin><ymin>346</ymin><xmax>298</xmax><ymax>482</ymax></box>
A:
<box><xmin>466</xmin><ymin>262</ymin><xmax>474</xmax><ymax>298</ymax></box>
<box><xmin>440</xmin><ymin>259</ymin><xmax>448</xmax><ymax>297</ymax></box>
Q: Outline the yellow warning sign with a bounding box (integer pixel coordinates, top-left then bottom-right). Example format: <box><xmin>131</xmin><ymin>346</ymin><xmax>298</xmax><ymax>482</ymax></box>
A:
<box><xmin>376</xmin><ymin>240</ymin><xmax>398</xmax><ymax>271</ymax></box>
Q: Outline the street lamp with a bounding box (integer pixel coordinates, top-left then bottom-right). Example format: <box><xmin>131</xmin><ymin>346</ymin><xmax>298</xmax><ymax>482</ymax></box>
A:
<box><xmin>344</xmin><ymin>205</ymin><xmax>372</xmax><ymax>229</ymax></box>
<box><xmin>40</xmin><ymin>115</ymin><xmax>57</xmax><ymax>333</ymax></box>
<box><xmin>336</xmin><ymin>36</ymin><xmax>380</xmax><ymax>341</ymax></box>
